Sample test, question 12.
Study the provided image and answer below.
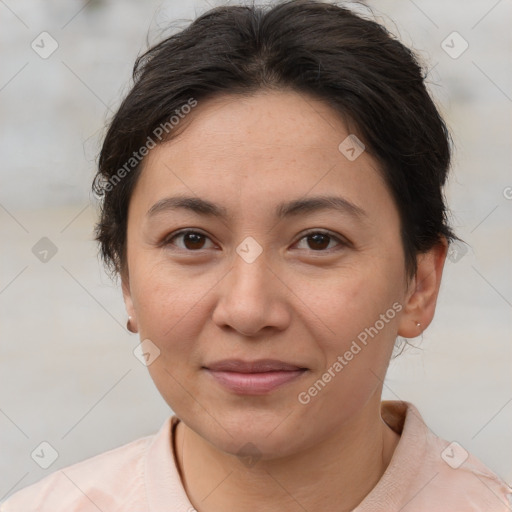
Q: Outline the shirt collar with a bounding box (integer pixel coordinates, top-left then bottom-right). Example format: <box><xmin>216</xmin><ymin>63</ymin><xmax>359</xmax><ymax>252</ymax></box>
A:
<box><xmin>144</xmin><ymin>401</ymin><xmax>424</xmax><ymax>511</ymax></box>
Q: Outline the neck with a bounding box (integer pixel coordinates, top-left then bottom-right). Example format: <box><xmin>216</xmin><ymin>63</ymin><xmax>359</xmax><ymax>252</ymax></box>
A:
<box><xmin>174</xmin><ymin>395</ymin><xmax>400</xmax><ymax>512</ymax></box>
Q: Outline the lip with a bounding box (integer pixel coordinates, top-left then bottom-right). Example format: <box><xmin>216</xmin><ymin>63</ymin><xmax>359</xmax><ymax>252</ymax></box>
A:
<box><xmin>204</xmin><ymin>359</ymin><xmax>308</xmax><ymax>395</ymax></box>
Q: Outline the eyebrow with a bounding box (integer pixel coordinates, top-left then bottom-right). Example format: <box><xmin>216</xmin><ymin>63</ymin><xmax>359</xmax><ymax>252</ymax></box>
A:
<box><xmin>146</xmin><ymin>194</ymin><xmax>366</xmax><ymax>221</ymax></box>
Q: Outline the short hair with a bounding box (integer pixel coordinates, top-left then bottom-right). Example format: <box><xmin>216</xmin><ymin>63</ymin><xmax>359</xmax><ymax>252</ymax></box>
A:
<box><xmin>93</xmin><ymin>0</ymin><xmax>457</xmax><ymax>278</ymax></box>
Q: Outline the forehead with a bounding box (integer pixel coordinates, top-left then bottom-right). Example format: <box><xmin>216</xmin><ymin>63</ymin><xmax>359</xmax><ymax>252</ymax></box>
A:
<box><xmin>156</xmin><ymin>90</ymin><xmax>354</xmax><ymax>166</ymax></box>
<box><xmin>132</xmin><ymin>90</ymin><xmax>396</xmax><ymax>224</ymax></box>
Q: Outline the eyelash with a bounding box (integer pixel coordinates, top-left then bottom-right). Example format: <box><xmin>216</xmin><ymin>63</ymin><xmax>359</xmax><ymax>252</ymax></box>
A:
<box><xmin>162</xmin><ymin>229</ymin><xmax>349</xmax><ymax>253</ymax></box>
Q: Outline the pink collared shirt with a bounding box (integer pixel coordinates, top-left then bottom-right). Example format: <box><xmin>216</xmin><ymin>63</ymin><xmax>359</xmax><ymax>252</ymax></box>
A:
<box><xmin>2</xmin><ymin>401</ymin><xmax>511</xmax><ymax>511</ymax></box>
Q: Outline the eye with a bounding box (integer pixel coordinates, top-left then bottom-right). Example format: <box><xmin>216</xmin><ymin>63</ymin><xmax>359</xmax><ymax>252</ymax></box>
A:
<box><xmin>163</xmin><ymin>230</ymin><xmax>216</xmax><ymax>251</ymax></box>
<box><xmin>294</xmin><ymin>230</ymin><xmax>347</xmax><ymax>252</ymax></box>
<box><xmin>162</xmin><ymin>229</ymin><xmax>348</xmax><ymax>253</ymax></box>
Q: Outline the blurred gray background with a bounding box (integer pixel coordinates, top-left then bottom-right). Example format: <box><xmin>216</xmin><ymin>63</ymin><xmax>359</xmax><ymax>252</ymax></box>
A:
<box><xmin>1</xmin><ymin>0</ymin><xmax>511</xmax><ymax>499</ymax></box>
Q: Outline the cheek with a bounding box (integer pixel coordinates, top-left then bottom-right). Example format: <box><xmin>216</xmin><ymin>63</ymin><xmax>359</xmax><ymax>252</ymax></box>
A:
<box><xmin>129</xmin><ymin>259</ymin><xmax>209</xmax><ymax>350</ymax></box>
<box><xmin>293</xmin><ymin>276</ymin><xmax>401</xmax><ymax>421</ymax></box>
<box><xmin>293</xmin><ymin>263</ymin><xmax>403</xmax><ymax>346</ymax></box>
<box><xmin>130</xmin><ymin>264</ymin><xmax>210</xmax><ymax>408</ymax></box>
<box><xmin>290</xmin><ymin>261</ymin><xmax>403</xmax><ymax>396</ymax></box>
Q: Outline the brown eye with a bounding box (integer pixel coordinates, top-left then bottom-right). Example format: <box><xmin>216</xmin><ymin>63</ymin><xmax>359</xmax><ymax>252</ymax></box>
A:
<box><xmin>307</xmin><ymin>233</ymin><xmax>331</xmax><ymax>250</ymax></box>
<box><xmin>182</xmin><ymin>232</ymin><xmax>206</xmax><ymax>250</ymax></box>
<box><xmin>165</xmin><ymin>230</ymin><xmax>214</xmax><ymax>251</ymax></box>
<box><xmin>295</xmin><ymin>231</ymin><xmax>346</xmax><ymax>252</ymax></box>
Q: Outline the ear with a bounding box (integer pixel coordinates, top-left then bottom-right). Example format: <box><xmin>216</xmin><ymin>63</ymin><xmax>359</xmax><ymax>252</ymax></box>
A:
<box><xmin>397</xmin><ymin>237</ymin><xmax>448</xmax><ymax>338</ymax></box>
<box><xmin>121</xmin><ymin>267</ymin><xmax>138</xmax><ymax>333</ymax></box>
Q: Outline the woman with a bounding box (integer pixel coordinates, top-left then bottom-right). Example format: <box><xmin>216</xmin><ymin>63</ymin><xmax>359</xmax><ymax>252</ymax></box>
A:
<box><xmin>2</xmin><ymin>1</ymin><xmax>510</xmax><ymax>510</ymax></box>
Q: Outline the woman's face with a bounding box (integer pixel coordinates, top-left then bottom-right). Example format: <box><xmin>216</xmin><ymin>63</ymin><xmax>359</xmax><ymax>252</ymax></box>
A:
<box><xmin>123</xmin><ymin>90</ymin><xmax>418</xmax><ymax>458</ymax></box>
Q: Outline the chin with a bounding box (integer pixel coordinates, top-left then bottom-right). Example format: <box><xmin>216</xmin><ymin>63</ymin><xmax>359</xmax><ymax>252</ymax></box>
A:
<box><xmin>209</xmin><ymin>427</ymin><xmax>304</xmax><ymax>463</ymax></box>
<box><xmin>181</xmin><ymin>402</ymin><xmax>307</xmax><ymax>458</ymax></box>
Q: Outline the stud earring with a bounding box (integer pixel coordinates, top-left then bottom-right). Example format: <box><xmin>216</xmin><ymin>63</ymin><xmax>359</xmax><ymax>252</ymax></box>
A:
<box><xmin>127</xmin><ymin>316</ymin><xmax>137</xmax><ymax>333</ymax></box>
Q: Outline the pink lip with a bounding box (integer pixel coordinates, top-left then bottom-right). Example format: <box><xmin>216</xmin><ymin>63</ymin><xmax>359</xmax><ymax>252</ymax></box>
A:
<box><xmin>204</xmin><ymin>359</ymin><xmax>308</xmax><ymax>395</ymax></box>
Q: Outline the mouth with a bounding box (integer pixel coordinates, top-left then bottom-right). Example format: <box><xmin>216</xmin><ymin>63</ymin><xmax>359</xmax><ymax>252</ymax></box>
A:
<box><xmin>203</xmin><ymin>359</ymin><xmax>308</xmax><ymax>395</ymax></box>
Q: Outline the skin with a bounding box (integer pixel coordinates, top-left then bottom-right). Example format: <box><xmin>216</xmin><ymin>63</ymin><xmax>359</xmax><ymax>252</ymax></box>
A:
<box><xmin>122</xmin><ymin>90</ymin><xmax>447</xmax><ymax>512</ymax></box>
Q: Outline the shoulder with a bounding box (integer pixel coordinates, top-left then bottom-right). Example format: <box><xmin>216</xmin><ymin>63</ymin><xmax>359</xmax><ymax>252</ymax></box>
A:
<box><xmin>420</xmin><ymin>428</ymin><xmax>512</xmax><ymax>511</ymax></box>
<box><xmin>382</xmin><ymin>401</ymin><xmax>512</xmax><ymax>511</ymax></box>
<box><xmin>0</xmin><ymin>430</ymin><xmax>158</xmax><ymax>512</ymax></box>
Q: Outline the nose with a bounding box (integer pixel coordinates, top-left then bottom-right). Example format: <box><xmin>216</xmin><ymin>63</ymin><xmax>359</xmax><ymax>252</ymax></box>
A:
<box><xmin>211</xmin><ymin>249</ymin><xmax>291</xmax><ymax>337</ymax></box>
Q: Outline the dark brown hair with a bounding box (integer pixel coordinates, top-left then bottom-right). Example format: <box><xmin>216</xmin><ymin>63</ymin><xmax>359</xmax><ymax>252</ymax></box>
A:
<box><xmin>93</xmin><ymin>0</ymin><xmax>457</xmax><ymax>278</ymax></box>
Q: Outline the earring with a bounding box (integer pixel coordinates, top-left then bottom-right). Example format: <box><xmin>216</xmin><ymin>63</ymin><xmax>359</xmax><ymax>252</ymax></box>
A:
<box><xmin>127</xmin><ymin>316</ymin><xmax>137</xmax><ymax>333</ymax></box>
